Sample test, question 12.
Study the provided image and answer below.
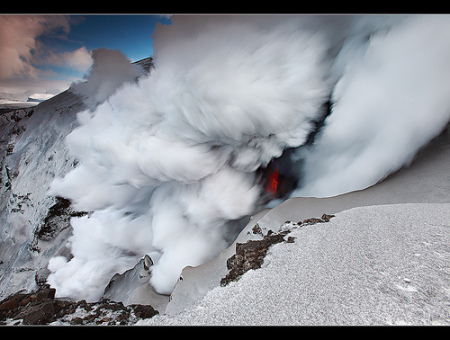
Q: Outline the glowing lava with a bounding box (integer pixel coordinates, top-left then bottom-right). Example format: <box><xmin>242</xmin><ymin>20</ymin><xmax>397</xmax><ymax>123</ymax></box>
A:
<box><xmin>266</xmin><ymin>169</ymin><xmax>279</xmax><ymax>196</ymax></box>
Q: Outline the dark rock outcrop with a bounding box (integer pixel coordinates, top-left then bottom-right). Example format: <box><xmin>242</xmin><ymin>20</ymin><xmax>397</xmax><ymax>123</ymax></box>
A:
<box><xmin>0</xmin><ymin>284</ymin><xmax>158</xmax><ymax>325</ymax></box>
<box><xmin>220</xmin><ymin>214</ymin><xmax>334</xmax><ymax>286</ymax></box>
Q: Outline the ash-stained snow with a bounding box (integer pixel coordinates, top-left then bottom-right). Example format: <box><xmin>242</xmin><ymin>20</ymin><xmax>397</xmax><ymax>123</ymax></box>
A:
<box><xmin>141</xmin><ymin>203</ymin><xmax>450</xmax><ymax>326</ymax></box>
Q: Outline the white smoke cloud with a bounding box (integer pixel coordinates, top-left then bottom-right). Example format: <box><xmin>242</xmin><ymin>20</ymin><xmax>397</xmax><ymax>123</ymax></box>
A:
<box><xmin>292</xmin><ymin>15</ymin><xmax>450</xmax><ymax>197</ymax></box>
<box><xmin>70</xmin><ymin>48</ymin><xmax>141</xmax><ymax>108</ymax></box>
<box><xmin>47</xmin><ymin>14</ymin><xmax>450</xmax><ymax>300</ymax></box>
<box><xmin>45</xmin><ymin>46</ymin><xmax>93</xmax><ymax>72</ymax></box>
<box><xmin>48</xmin><ymin>15</ymin><xmax>333</xmax><ymax>297</ymax></box>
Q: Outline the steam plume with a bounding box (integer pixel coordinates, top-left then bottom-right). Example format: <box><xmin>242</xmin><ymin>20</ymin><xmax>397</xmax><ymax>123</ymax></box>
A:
<box><xmin>292</xmin><ymin>15</ymin><xmax>450</xmax><ymax>197</ymax></box>
<box><xmin>47</xmin><ymin>15</ymin><xmax>450</xmax><ymax>300</ymax></box>
<box><xmin>48</xmin><ymin>15</ymin><xmax>333</xmax><ymax>297</ymax></box>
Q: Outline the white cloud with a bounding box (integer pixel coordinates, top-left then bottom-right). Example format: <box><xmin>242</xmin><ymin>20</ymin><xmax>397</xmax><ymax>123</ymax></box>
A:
<box><xmin>0</xmin><ymin>15</ymin><xmax>74</xmax><ymax>79</ymax></box>
<box><xmin>0</xmin><ymin>15</ymin><xmax>89</xmax><ymax>101</ymax></box>
<box><xmin>70</xmin><ymin>48</ymin><xmax>140</xmax><ymax>107</ymax></box>
<box><xmin>46</xmin><ymin>46</ymin><xmax>93</xmax><ymax>72</ymax></box>
<box><xmin>66</xmin><ymin>47</ymin><xmax>93</xmax><ymax>71</ymax></box>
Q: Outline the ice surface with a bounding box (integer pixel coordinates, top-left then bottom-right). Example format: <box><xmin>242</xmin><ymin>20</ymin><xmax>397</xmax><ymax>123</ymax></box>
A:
<box><xmin>142</xmin><ymin>203</ymin><xmax>450</xmax><ymax>325</ymax></box>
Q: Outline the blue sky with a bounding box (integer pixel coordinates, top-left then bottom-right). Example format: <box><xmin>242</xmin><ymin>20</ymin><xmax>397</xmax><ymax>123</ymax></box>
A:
<box><xmin>62</xmin><ymin>15</ymin><xmax>171</xmax><ymax>61</ymax></box>
<box><xmin>38</xmin><ymin>15</ymin><xmax>171</xmax><ymax>79</ymax></box>
<box><xmin>0</xmin><ymin>14</ymin><xmax>172</xmax><ymax>101</ymax></box>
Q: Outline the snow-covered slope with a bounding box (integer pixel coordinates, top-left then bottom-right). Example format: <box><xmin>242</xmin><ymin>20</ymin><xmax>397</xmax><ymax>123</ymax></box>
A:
<box><xmin>0</xmin><ymin>56</ymin><xmax>154</xmax><ymax>300</ymax></box>
<box><xmin>143</xmin><ymin>203</ymin><xmax>450</xmax><ymax>325</ymax></box>
<box><xmin>0</xmin><ymin>89</ymin><xmax>85</xmax><ymax>299</ymax></box>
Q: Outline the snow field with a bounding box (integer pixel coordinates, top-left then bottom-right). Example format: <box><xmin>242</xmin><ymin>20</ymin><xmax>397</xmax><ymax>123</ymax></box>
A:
<box><xmin>141</xmin><ymin>203</ymin><xmax>450</xmax><ymax>325</ymax></box>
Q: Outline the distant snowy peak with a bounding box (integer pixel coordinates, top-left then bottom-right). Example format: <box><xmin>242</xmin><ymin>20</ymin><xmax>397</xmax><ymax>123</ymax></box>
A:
<box><xmin>27</xmin><ymin>93</ymin><xmax>55</xmax><ymax>103</ymax></box>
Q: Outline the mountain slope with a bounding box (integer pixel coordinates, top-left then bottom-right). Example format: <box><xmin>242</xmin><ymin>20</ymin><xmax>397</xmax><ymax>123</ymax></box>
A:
<box><xmin>0</xmin><ymin>57</ymin><xmax>154</xmax><ymax>300</ymax></box>
<box><xmin>0</xmin><ymin>89</ymin><xmax>86</xmax><ymax>299</ymax></box>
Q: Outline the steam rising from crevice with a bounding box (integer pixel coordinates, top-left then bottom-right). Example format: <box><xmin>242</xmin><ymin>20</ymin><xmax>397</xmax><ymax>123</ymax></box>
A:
<box><xmin>47</xmin><ymin>15</ymin><xmax>450</xmax><ymax>300</ymax></box>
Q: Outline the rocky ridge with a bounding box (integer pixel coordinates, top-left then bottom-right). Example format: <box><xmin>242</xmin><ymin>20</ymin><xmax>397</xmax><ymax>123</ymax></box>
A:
<box><xmin>0</xmin><ymin>284</ymin><xmax>158</xmax><ymax>325</ymax></box>
<box><xmin>220</xmin><ymin>214</ymin><xmax>335</xmax><ymax>286</ymax></box>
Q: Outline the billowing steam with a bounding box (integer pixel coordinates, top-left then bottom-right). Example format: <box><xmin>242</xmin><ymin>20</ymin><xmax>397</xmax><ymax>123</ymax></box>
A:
<box><xmin>70</xmin><ymin>47</ymin><xmax>142</xmax><ymax>108</ymax></box>
<box><xmin>47</xmin><ymin>15</ymin><xmax>450</xmax><ymax>300</ymax></box>
<box><xmin>292</xmin><ymin>15</ymin><xmax>450</xmax><ymax>197</ymax></box>
<box><xmin>47</xmin><ymin>15</ymin><xmax>333</xmax><ymax>298</ymax></box>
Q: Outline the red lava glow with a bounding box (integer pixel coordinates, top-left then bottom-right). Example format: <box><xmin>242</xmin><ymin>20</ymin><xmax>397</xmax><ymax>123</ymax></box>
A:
<box><xmin>266</xmin><ymin>169</ymin><xmax>279</xmax><ymax>196</ymax></box>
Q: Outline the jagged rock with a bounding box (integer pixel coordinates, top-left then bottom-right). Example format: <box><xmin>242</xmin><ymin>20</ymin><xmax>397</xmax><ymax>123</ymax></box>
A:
<box><xmin>221</xmin><ymin>214</ymin><xmax>335</xmax><ymax>287</ymax></box>
<box><xmin>0</xmin><ymin>286</ymin><xmax>55</xmax><ymax>324</ymax></box>
<box><xmin>36</xmin><ymin>196</ymin><xmax>88</xmax><ymax>242</ymax></box>
<box><xmin>221</xmin><ymin>230</ymin><xmax>290</xmax><ymax>286</ymax></box>
<box><xmin>18</xmin><ymin>300</ymin><xmax>55</xmax><ymax>325</ymax></box>
<box><xmin>0</xmin><ymin>293</ymin><xmax>27</xmax><ymax>312</ymax></box>
<box><xmin>128</xmin><ymin>304</ymin><xmax>158</xmax><ymax>319</ymax></box>
<box><xmin>298</xmin><ymin>213</ymin><xmax>335</xmax><ymax>225</ymax></box>
<box><xmin>0</xmin><ymin>284</ymin><xmax>159</xmax><ymax>325</ymax></box>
